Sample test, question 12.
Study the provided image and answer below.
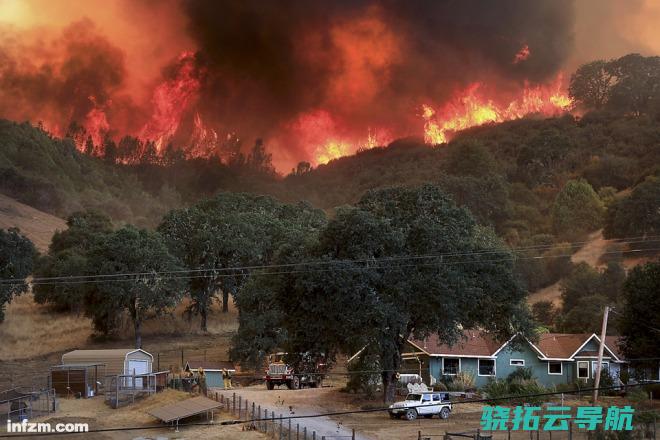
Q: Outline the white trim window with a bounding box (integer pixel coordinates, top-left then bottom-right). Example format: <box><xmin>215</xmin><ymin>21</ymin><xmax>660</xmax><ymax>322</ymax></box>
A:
<box><xmin>510</xmin><ymin>359</ymin><xmax>525</xmax><ymax>367</ymax></box>
<box><xmin>577</xmin><ymin>361</ymin><xmax>590</xmax><ymax>379</ymax></box>
<box><xmin>548</xmin><ymin>361</ymin><xmax>563</xmax><ymax>375</ymax></box>
<box><xmin>478</xmin><ymin>359</ymin><xmax>496</xmax><ymax>376</ymax></box>
<box><xmin>592</xmin><ymin>361</ymin><xmax>609</xmax><ymax>377</ymax></box>
<box><xmin>442</xmin><ymin>358</ymin><xmax>460</xmax><ymax>375</ymax></box>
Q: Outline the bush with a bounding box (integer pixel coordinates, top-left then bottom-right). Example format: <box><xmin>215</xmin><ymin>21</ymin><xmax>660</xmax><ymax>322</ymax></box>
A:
<box><xmin>443</xmin><ymin>371</ymin><xmax>476</xmax><ymax>391</ymax></box>
<box><xmin>507</xmin><ymin>367</ymin><xmax>534</xmax><ymax>382</ymax></box>
<box><xmin>483</xmin><ymin>378</ymin><xmax>548</xmax><ymax>405</ymax></box>
<box><xmin>433</xmin><ymin>382</ymin><xmax>448</xmax><ymax>391</ymax></box>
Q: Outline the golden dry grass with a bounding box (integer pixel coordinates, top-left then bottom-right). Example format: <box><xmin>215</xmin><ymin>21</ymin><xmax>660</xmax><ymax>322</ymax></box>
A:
<box><xmin>0</xmin><ymin>193</ymin><xmax>66</xmax><ymax>252</ymax></box>
<box><xmin>28</xmin><ymin>389</ymin><xmax>266</xmax><ymax>440</ymax></box>
<box><xmin>0</xmin><ymin>293</ymin><xmax>92</xmax><ymax>360</ymax></box>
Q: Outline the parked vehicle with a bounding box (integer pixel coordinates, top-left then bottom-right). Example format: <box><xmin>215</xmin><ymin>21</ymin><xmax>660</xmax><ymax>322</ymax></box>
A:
<box><xmin>264</xmin><ymin>352</ymin><xmax>325</xmax><ymax>390</ymax></box>
<box><xmin>388</xmin><ymin>392</ymin><xmax>452</xmax><ymax>420</ymax></box>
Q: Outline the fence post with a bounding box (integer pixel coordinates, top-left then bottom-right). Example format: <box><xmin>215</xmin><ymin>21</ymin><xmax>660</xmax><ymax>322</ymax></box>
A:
<box><xmin>297</xmin><ymin>423</ymin><xmax>300</xmax><ymax>440</ymax></box>
<box><xmin>288</xmin><ymin>417</ymin><xmax>292</xmax><ymax>440</ymax></box>
<box><xmin>280</xmin><ymin>414</ymin><xmax>283</xmax><ymax>440</ymax></box>
<box><xmin>568</xmin><ymin>420</ymin><xmax>572</xmax><ymax>440</ymax></box>
<box><xmin>265</xmin><ymin>409</ymin><xmax>269</xmax><ymax>433</ymax></box>
<box><xmin>272</xmin><ymin>412</ymin><xmax>276</xmax><ymax>437</ymax></box>
<box><xmin>232</xmin><ymin>393</ymin><xmax>236</xmax><ymax>416</ymax></box>
<box><xmin>258</xmin><ymin>405</ymin><xmax>262</xmax><ymax>431</ymax></box>
<box><xmin>418</xmin><ymin>431</ymin><xmax>422</xmax><ymax>440</ymax></box>
<box><xmin>252</xmin><ymin>402</ymin><xmax>255</xmax><ymax>424</ymax></box>
<box><xmin>238</xmin><ymin>395</ymin><xmax>242</xmax><ymax>418</ymax></box>
<box><xmin>303</xmin><ymin>426</ymin><xmax>307</xmax><ymax>440</ymax></box>
<box><xmin>312</xmin><ymin>431</ymin><xmax>316</xmax><ymax>440</ymax></box>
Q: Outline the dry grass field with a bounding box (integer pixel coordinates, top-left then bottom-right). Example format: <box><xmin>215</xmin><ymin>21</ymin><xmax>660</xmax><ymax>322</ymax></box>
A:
<box><xmin>24</xmin><ymin>389</ymin><xmax>266</xmax><ymax>439</ymax></box>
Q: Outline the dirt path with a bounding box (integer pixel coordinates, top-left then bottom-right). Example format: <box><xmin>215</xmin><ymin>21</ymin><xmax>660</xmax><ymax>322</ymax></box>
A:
<box><xmin>528</xmin><ymin>230</ymin><xmax>608</xmax><ymax>306</ymax></box>
<box><xmin>215</xmin><ymin>386</ymin><xmax>375</xmax><ymax>440</ymax></box>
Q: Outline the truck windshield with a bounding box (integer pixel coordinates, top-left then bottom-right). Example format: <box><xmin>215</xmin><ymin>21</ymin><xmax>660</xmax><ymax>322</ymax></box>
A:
<box><xmin>406</xmin><ymin>394</ymin><xmax>421</xmax><ymax>401</ymax></box>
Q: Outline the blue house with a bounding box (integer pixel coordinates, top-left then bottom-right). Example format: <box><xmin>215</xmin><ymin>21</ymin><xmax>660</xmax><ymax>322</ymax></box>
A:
<box><xmin>402</xmin><ymin>331</ymin><xmax>626</xmax><ymax>389</ymax></box>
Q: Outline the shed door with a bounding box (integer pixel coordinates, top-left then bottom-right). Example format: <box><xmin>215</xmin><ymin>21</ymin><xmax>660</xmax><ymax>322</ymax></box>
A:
<box><xmin>127</xmin><ymin>360</ymin><xmax>149</xmax><ymax>388</ymax></box>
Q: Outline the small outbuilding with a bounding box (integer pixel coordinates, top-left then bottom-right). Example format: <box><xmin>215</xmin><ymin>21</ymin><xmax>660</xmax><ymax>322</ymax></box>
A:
<box><xmin>62</xmin><ymin>349</ymin><xmax>153</xmax><ymax>377</ymax></box>
<box><xmin>184</xmin><ymin>361</ymin><xmax>235</xmax><ymax>389</ymax></box>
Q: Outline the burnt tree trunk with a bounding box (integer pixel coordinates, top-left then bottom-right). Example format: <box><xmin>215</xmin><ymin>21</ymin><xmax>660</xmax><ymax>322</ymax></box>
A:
<box><xmin>134</xmin><ymin>318</ymin><xmax>142</xmax><ymax>349</ymax></box>
<box><xmin>222</xmin><ymin>290</ymin><xmax>229</xmax><ymax>313</ymax></box>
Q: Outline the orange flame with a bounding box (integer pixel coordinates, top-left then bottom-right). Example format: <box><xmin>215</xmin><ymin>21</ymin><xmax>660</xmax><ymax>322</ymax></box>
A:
<box><xmin>139</xmin><ymin>51</ymin><xmax>201</xmax><ymax>152</ymax></box>
<box><xmin>423</xmin><ymin>76</ymin><xmax>572</xmax><ymax>145</ymax></box>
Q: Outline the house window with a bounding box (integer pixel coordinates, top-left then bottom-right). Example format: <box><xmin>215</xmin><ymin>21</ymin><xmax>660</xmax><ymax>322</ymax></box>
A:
<box><xmin>548</xmin><ymin>362</ymin><xmax>563</xmax><ymax>375</ymax></box>
<box><xmin>577</xmin><ymin>361</ymin><xmax>589</xmax><ymax>379</ymax></box>
<box><xmin>592</xmin><ymin>361</ymin><xmax>609</xmax><ymax>377</ymax></box>
<box><xmin>478</xmin><ymin>359</ymin><xmax>495</xmax><ymax>376</ymax></box>
<box><xmin>510</xmin><ymin>359</ymin><xmax>525</xmax><ymax>367</ymax></box>
<box><xmin>443</xmin><ymin>358</ymin><xmax>460</xmax><ymax>375</ymax></box>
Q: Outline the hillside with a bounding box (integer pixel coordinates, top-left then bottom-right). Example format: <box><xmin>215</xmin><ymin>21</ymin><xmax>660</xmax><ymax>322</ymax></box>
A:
<box><xmin>0</xmin><ymin>193</ymin><xmax>66</xmax><ymax>252</ymax></box>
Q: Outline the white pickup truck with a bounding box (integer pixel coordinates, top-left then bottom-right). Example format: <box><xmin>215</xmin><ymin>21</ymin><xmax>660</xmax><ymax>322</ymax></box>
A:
<box><xmin>388</xmin><ymin>392</ymin><xmax>452</xmax><ymax>421</ymax></box>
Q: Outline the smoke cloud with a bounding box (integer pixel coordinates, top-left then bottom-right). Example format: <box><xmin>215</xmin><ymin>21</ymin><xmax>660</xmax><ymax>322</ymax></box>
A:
<box><xmin>0</xmin><ymin>0</ymin><xmax>657</xmax><ymax>170</ymax></box>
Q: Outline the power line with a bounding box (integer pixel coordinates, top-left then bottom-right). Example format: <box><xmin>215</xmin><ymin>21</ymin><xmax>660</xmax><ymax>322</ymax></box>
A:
<box><xmin>0</xmin><ymin>235</ymin><xmax>657</xmax><ymax>285</ymax></box>
<box><xmin>10</xmin><ymin>245</ymin><xmax>659</xmax><ymax>287</ymax></box>
<box><xmin>0</xmin><ymin>381</ymin><xmax>657</xmax><ymax>438</ymax></box>
<box><xmin>609</xmin><ymin>309</ymin><xmax>660</xmax><ymax>334</ymax></box>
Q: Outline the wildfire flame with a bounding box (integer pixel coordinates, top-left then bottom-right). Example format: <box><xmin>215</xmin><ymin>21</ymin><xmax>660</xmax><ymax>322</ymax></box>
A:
<box><xmin>423</xmin><ymin>76</ymin><xmax>572</xmax><ymax>145</ymax></box>
<box><xmin>138</xmin><ymin>51</ymin><xmax>202</xmax><ymax>153</ymax></box>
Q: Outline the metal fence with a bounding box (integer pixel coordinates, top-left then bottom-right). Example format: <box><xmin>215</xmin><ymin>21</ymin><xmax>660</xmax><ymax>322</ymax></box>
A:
<box><xmin>0</xmin><ymin>387</ymin><xmax>57</xmax><ymax>422</ymax></box>
<box><xmin>207</xmin><ymin>390</ymin><xmax>357</xmax><ymax>440</ymax></box>
<box><xmin>104</xmin><ymin>371</ymin><xmax>169</xmax><ymax>408</ymax></box>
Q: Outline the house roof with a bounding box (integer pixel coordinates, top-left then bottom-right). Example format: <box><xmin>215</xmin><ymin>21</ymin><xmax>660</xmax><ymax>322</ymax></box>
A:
<box><xmin>536</xmin><ymin>333</ymin><xmax>593</xmax><ymax>359</ymax></box>
<box><xmin>410</xmin><ymin>331</ymin><xmax>502</xmax><ymax>357</ymax></box>
<box><xmin>407</xmin><ymin>332</ymin><xmax>625</xmax><ymax>361</ymax></box>
<box><xmin>605</xmin><ymin>336</ymin><xmax>624</xmax><ymax>360</ymax></box>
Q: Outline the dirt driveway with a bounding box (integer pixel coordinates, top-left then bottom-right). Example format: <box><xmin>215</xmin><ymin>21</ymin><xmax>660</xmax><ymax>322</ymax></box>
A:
<box><xmin>214</xmin><ymin>385</ymin><xmax>487</xmax><ymax>440</ymax></box>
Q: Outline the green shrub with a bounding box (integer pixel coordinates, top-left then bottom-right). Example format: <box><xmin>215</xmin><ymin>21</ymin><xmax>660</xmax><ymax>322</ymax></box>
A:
<box><xmin>507</xmin><ymin>367</ymin><xmax>534</xmax><ymax>382</ymax></box>
<box><xmin>483</xmin><ymin>378</ymin><xmax>548</xmax><ymax>405</ymax></box>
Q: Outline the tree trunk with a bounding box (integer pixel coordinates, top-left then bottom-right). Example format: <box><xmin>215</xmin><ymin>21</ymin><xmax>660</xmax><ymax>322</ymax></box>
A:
<box><xmin>382</xmin><ymin>343</ymin><xmax>403</xmax><ymax>403</ymax></box>
<box><xmin>134</xmin><ymin>319</ymin><xmax>142</xmax><ymax>349</ymax></box>
<box><xmin>200</xmin><ymin>306</ymin><xmax>208</xmax><ymax>332</ymax></box>
<box><xmin>382</xmin><ymin>370</ymin><xmax>398</xmax><ymax>403</ymax></box>
<box><xmin>222</xmin><ymin>290</ymin><xmax>229</xmax><ymax>313</ymax></box>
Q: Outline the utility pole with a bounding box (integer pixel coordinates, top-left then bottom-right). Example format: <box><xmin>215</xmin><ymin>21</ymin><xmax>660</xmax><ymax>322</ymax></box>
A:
<box><xmin>593</xmin><ymin>306</ymin><xmax>610</xmax><ymax>403</ymax></box>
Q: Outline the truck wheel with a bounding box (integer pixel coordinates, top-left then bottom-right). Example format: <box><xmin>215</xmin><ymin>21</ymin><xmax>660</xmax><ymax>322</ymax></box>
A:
<box><xmin>440</xmin><ymin>407</ymin><xmax>450</xmax><ymax>419</ymax></box>
<box><xmin>292</xmin><ymin>376</ymin><xmax>301</xmax><ymax>390</ymax></box>
<box><xmin>405</xmin><ymin>409</ymin><xmax>418</xmax><ymax>421</ymax></box>
<box><xmin>266</xmin><ymin>381</ymin><xmax>274</xmax><ymax>390</ymax></box>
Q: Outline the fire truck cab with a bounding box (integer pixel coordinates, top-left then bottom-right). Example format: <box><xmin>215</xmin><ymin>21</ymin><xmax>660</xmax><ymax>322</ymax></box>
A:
<box><xmin>263</xmin><ymin>352</ymin><xmax>325</xmax><ymax>390</ymax></box>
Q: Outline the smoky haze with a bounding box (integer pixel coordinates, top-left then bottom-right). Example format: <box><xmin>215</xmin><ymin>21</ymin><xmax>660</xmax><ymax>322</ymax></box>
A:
<box><xmin>183</xmin><ymin>0</ymin><xmax>573</xmax><ymax>136</ymax></box>
<box><xmin>8</xmin><ymin>0</ymin><xmax>655</xmax><ymax>170</ymax></box>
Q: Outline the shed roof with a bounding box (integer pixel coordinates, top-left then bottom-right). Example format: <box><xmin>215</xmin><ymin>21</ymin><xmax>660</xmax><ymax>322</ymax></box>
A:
<box><xmin>62</xmin><ymin>349</ymin><xmax>152</xmax><ymax>362</ymax></box>
<box><xmin>148</xmin><ymin>396</ymin><xmax>221</xmax><ymax>423</ymax></box>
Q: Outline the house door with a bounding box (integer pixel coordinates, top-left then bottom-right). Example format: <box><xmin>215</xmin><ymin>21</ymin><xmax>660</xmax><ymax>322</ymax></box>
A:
<box><xmin>127</xmin><ymin>360</ymin><xmax>149</xmax><ymax>388</ymax></box>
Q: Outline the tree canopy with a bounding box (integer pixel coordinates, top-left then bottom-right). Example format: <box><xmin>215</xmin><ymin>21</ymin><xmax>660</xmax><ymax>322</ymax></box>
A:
<box><xmin>604</xmin><ymin>176</ymin><xmax>660</xmax><ymax>246</ymax></box>
<box><xmin>232</xmin><ymin>185</ymin><xmax>532</xmax><ymax>402</ymax></box>
<box><xmin>619</xmin><ymin>262</ymin><xmax>660</xmax><ymax>379</ymax></box>
<box><xmin>551</xmin><ymin>179</ymin><xmax>604</xmax><ymax>240</ymax></box>
<box><xmin>0</xmin><ymin>228</ymin><xmax>36</xmax><ymax>321</ymax></box>
<box><xmin>158</xmin><ymin>192</ymin><xmax>326</xmax><ymax>331</ymax></box>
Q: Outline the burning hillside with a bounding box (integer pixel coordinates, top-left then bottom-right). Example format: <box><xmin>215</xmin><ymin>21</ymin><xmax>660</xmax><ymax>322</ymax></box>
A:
<box><xmin>0</xmin><ymin>0</ymin><xmax>656</xmax><ymax>171</ymax></box>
